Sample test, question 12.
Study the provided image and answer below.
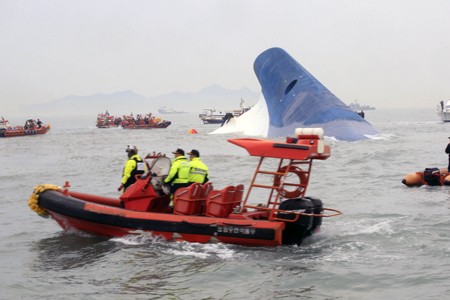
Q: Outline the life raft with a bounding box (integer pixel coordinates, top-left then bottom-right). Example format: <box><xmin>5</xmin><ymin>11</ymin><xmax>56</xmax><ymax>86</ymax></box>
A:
<box><xmin>402</xmin><ymin>167</ymin><xmax>450</xmax><ymax>187</ymax></box>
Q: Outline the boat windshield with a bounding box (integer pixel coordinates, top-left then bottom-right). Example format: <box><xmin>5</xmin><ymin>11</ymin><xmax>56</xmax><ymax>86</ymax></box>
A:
<box><xmin>148</xmin><ymin>156</ymin><xmax>171</xmax><ymax>176</ymax></box>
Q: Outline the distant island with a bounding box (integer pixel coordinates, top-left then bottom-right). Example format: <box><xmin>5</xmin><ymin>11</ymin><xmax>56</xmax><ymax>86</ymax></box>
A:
<box><xmin>18</xmin><ymin>85</ymin><xmax>260</xmax><ymax>117</ymax></box>
<box><xmin>348</xmin><ymin>101</ymin><xmax>376</xmax><ymax>111</ymax></box>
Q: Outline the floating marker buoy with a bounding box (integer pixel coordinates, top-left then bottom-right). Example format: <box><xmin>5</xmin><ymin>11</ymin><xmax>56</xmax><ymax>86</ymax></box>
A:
<box><xmin>188</xmin><ymin>129</ymin><xmax>198</xmax><ymax>134</ymax></box>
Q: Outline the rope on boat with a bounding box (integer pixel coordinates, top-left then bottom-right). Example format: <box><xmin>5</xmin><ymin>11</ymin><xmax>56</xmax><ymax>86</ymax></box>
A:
<box><xmin>28</xmin><ymin>184</ymin><xmax>61</xmax><ymax>216</ymax></box>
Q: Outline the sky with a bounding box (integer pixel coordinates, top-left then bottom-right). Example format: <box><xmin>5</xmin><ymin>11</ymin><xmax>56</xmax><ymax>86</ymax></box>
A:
<box><xmin>1</xmin><ymin>0</ymin><xmax>450</xmax><ymax>114</ymax></box>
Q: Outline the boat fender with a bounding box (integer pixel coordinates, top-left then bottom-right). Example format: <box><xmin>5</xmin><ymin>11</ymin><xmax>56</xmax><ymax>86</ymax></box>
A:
<box><xmin>273</xmin><ymin>165</ymin><xmax>307</xmax><ymax>198</ymax></box>
<box><xmin>28</xmin><ymin>184</ymin><xmax>61</xmax><ymax>216</ymax></box>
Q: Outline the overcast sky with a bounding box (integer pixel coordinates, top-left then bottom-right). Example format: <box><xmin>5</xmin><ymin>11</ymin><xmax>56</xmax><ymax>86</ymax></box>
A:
<box><xmin>1</xmin><ymin>0</ymin><xmax>449</xmax><ymax>114</ymax></box>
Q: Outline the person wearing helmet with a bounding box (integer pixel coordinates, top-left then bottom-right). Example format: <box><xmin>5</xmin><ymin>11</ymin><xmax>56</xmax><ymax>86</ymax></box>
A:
<box><xmin>164</xmin><ymin>148</ymin><xmax>190</xmax><ymax>195</ymax></box>
<box><xmin>118</xmin><ymin>145</ymin><xmax>146</xmax><ymax>192</ymax></box>
<box><xmin>187</xmin><ymin>149</ymin><xmax>209</xmax><ymax>184</ymax></box>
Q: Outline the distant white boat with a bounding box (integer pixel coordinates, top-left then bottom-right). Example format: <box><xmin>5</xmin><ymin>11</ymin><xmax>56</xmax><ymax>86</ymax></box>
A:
<box><xmin>157</xmin><ymin>108</ymin><xmax>187</xmax><ymax>114</ymax></box>
<box><xmin>199</xmin><ymin>99</ymin><xmax>251</xmax><ymax>124</ymax></box>
<box><xmin>437</xmin><ymin>100</ymin><xmax>450</xmax><ymax>122</ymax></box>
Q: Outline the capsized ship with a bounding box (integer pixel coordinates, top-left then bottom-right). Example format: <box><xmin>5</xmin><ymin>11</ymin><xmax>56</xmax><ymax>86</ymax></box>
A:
<box><xmin>254</xmin><ymin>48</ymin><xmax>380</xmax><ymax>141</ymax></box>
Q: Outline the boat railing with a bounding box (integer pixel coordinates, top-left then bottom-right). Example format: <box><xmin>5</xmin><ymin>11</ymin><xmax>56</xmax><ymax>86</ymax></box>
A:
<box><xmin>240</xmin><ymin>156</ymin><xmax>317</xmax><ymax>221</ymax></box>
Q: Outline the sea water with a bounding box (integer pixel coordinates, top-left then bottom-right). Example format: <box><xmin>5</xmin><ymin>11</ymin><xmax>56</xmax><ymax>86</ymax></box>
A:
<box><xmin>1</xmin><ymin>108</ymin><xmax>449</xmax><ymax>299</ymax></box>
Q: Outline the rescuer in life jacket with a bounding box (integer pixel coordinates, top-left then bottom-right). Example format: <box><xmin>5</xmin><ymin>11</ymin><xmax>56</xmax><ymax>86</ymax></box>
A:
<box><xmin>164</xmin><ymin>148</ymin><xmax>191</xmax><ymax>195</ymax></box>
<box><xmin>187</xmin><ymin>149</ymin><xmax>209</xmax><ymax>184</ymax></box>
<box><xmin>118</xmin><ymin>145</ymin><xmax>146</xmax><ymax>192</ymax></box>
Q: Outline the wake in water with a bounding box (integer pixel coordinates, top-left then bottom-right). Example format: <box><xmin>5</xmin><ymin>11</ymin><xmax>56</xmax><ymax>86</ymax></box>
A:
<box><xmin>111</xmin><ymin>232</ymin><xmax>239</xmax><ymax>260</ymax></box>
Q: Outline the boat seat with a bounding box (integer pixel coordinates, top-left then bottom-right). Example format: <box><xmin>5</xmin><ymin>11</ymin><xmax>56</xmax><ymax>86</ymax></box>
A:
<box><xmin>231</xmin><ymin>184</ymin><xmax>245</xmax><ymax>213</ymax></box>
<box><xmin>173</xmin><ymin>183</ymin><xmax>205</xmax><ymax>215</ymax></box>
<box><xmin>202</xmin><ymin>182</ymin><xmax>214</xmax><ymax>198</ymax></box>
<box><xmin>120</xmin><ymin>175</ymin><xmax>159</xmax><ymax>212</ymax></box>
<box><xmin>205</xmin><ymin>186</ymin><xmax>236</xmax><ymax>218</ymax></box>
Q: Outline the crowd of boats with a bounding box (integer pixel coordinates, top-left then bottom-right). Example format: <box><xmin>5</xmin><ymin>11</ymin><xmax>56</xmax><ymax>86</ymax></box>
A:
<box><xmin>96</xmin><ymin>112</ymin><xmax>171</xmax><ymax>129</ymax></box>
<box><xmin>96</xmin><ymin>99</ymin><xmax>252</xmax><ymax>128</ymax></box>
<box><xmin>1</xmin><ymin>99</ymin><xmax>250</xmax><ymax>138</ymax></box>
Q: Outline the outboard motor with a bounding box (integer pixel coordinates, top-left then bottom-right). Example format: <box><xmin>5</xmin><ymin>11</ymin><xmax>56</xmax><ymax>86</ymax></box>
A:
<box><xmin>278</xmin><ymin>198</ymin><xmax>313</xmax><ymax>245</ymax></box>
<box><xmin>304</xmin><ymin>196</ymin><xmax>323</xmax><ymax>236</ymax></box>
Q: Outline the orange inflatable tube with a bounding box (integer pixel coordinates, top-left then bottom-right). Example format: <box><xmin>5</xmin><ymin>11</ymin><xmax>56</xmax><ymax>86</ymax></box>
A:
<box><xmin>402</xmin><ymin>172</ymin><xmax>424</xmax><ymax>187</ymax></box>
<box><xmin>402</xmin><ymin>168</ymin><xmax>449</xmax><ymax>187</ymax></box>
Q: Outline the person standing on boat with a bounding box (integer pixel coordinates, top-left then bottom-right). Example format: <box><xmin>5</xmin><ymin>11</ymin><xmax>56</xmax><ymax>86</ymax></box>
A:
<box><xmin>446</xmin><ymin>138</ymin><xmax>450</xmax><ymax>173</ymax></box>
<box><xmin>36</xmin><ymin>119</ymin><xmax>42</xmax><ymax>128</ymax></box>
<box><xmin>164</xmin><ymin>148</ymin><xmax>190</xmax><ymax>195</ymax></box>
<box><xmin>118</xmin><ymin>145</ymin><xmax>146</xmax><ymax>192</ymax></box>
<box><xmin>187</xmin><ymin>149</ymin><xmax>209</xmax><ymax>184</ymax></box>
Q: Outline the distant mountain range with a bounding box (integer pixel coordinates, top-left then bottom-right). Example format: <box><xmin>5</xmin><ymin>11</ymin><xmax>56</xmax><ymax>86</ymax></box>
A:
<box><xmin>20</xmin><ymin>85</ymin><xmax>260</xmax><ymax>116</ymax></box>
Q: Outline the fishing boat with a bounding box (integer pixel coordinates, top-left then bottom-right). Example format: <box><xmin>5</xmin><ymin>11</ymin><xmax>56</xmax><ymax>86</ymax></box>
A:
<box><xmin>0</xmin><ymin>118</ymin><xmax>51</xmax><ymax>138</ymax></box>
<box><xmin>28</xmin><ymin>128</ymin><xmax>342</xmax><ymax>247</ymax></box>
<box><xmin>199</xmin><ymin>99</ymin><xmax>251</xmax><ymax>124</ymax></box>
<box><xmin>402</xmin><ymin>167</ymin><xmax>450</xmax><ymax>187</ymax></box>
<box><xmin>121</xmin><ymin>113</ymin><xmax>171</xmax><ymax>129</ymax></box>
<box><xmin>437</xmin><ymin>100</ymin><xmax>450</xmax><ymax>122</ymax></box>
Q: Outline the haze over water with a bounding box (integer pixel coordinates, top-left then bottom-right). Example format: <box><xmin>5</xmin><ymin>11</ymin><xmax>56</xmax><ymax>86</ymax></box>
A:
<box><xmin>1</xmin><ymin>108</ymin><xmax>449</xmax><ymax>299</ymax></box>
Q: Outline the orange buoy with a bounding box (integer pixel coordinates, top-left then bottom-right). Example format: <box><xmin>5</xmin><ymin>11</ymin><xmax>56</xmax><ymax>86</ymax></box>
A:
<box><xmin>402</xmin><ymin>172</ymin><xmax>424</xmax><ymax>187</ymax></box>
<box><xmin>188</xmin><ymin>129</ymin><xmax>198</xmax><ymax>134</ymax></box>
<box><xmin>444</xmin><ymin>174</ymin><xmax>450</xmax><ymax>186</ymax></box>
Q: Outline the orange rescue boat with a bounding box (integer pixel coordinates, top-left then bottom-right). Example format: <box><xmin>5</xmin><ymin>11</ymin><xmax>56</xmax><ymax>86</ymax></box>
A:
<box><xmin>28</xmin><ymin>128</ymin><xmax>342</xmax><ymax>247</ymax></box>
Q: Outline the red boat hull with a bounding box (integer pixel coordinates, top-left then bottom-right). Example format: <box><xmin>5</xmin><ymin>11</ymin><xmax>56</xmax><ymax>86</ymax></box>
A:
<box><xmin>39</xmin><ymin>190</ymin><xmax>286</xmax><ymax>246</ymax></box>
<box><xmin>121</xmin><ymin>121</ymin><xmax>171</xmax><ymax>129</ymax></box>
<box><xmin>1</xmin><ymin>124</ymin><xmax>51</xmax><ymax>137</ymax></box>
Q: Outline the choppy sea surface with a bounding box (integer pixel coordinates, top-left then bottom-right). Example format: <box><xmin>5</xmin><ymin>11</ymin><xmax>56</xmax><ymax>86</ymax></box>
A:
<box><xmin>1</xmin><ymin>108</ymin><xmax>449</xmax><ymax>300</ymax></box>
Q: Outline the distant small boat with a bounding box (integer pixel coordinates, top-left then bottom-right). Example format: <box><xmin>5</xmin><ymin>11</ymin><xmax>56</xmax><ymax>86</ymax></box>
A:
<box><xmin>96</xmin><ymin>111</ymin><xmax>122</xmax><ymax>128</ymax></box>
<box><xmin>158</xmin><ymin>108</ymin><xmax>187</xmax><ymax>114</ymax></box>
<box><xmin>348</xmin><ymin>101</ymin><xmax>376</xmax><ymax>111</ymax></box>
<box><xmin>199</xmin><ymin>99</ymin><xmax>251</xmax><ymax>124</ymax></box>
<box><xmin>0</xmin><ymin>117</ymin><xmax>51</xmax><ymax>138</ymax></box>
<box><xmin>121</xmin><ymin>113</ymin><xmax>171</xmax><ymax>129</ymax></box>
<box><xmin>437</xmin><ymin>100</ymin><xmax>450</xmax><ymax>122</ymax></box>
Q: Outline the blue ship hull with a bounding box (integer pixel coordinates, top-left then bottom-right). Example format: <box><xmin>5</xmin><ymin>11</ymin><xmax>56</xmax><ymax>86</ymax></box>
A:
<box><xmin>254</xmin><ymin>48</ymin><xmax>379</xmax><ymax>141</ymax></box>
